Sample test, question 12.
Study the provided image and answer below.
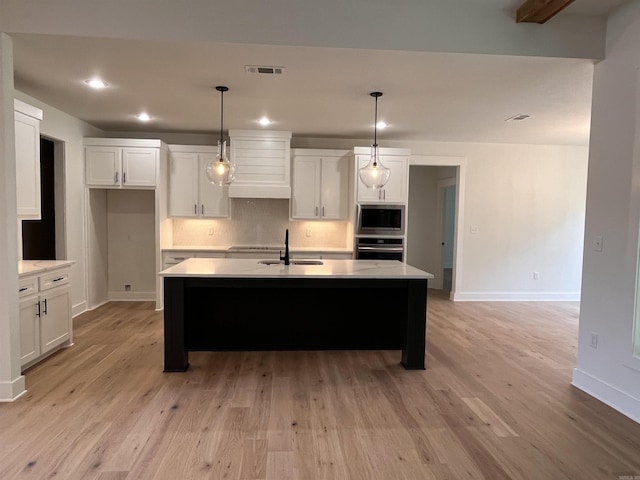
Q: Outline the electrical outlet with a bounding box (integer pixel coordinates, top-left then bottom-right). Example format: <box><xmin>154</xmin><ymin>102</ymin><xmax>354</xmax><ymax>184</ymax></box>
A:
<box><xmin>590</xmin><ymin>332</ymin><xmax>598</xmax><ymax>348</ymax></box>
<box><xmin>306</xmin><ymin>228</ymin><xmax>312</xmax><ymax>237</ymax></box>
<box><xmin>207</xmin><ymin>226</ymin><xmax>214</xmax><ymax>235</ymax></box>
<box><xmin>533</xmin><ymin>271</ymin><xmax>539</xmax><ymax>280</ymax></box>
<box><xmin>124</xmin><ymin>284</ymin><xmax>132</xmax><ymax>292</ymax></box>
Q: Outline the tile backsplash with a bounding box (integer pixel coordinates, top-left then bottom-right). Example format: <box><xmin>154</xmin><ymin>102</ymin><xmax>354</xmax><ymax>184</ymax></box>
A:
<box><xmin>172</xmin><ymin>199</ymin><xmax>351</xmax><ymax>248</ymax></box>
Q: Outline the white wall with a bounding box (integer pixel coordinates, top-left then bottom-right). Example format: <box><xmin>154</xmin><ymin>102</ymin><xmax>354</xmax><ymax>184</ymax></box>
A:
<box><xmin>572</xmin><ymin>0</ymin><xmax>640</xmax><ymax>424</ymax></box>
<box><xmin>296</xmin><ymin>137</ymin><xmax>588</xmax><ymax>300</ymax></box>
<box><xmin>14</xmin><ymin>91</ymin><xmax>103</xmax><ymax>316</ymax></box>
<box><xmin>107</xmin><ymin>190</ymin><xmax>156</xmax><ymax>299</ymax></box>
<box><xmin>0</xmin><ymin>34</ymin><xmax>24</xmax><ymax>401</ymax></box>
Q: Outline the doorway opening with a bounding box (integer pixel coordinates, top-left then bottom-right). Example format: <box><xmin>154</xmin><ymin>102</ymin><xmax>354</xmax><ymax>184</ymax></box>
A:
<box><xmin>21</xmin><ymin>136</ymin><xmax>65</xmax><ymax>260</ymax></box>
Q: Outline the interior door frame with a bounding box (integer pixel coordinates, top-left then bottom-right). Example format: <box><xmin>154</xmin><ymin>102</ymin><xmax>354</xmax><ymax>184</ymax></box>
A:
<box><xmin>410</xmin><ymin>155</ymin><xmax>466</xmax><ymax>300</ymax></box>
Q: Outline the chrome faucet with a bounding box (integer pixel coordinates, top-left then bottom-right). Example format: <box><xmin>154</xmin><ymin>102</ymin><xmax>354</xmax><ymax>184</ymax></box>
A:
<box><xmin>280</xmin><ymin>229</ymin><xmax>290</xmax><ymax>265</ymax></box>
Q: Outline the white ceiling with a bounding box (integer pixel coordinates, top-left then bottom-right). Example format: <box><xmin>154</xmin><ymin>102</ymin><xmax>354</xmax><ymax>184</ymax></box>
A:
<box><xmin>9</xmin><ymin>0</ymin><xmax>630</xmax><ymax>146</ymax></box>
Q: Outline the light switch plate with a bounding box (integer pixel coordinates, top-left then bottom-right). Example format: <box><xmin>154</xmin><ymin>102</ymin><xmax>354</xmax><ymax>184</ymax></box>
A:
<box><xmin>594</xmin><ymin>235</ymin><xmax>603</xmax><ymax>252</ymax></box>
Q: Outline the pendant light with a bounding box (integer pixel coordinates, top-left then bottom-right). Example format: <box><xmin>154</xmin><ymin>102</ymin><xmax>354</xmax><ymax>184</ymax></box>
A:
<box><xmin>205</xmin><ymin>86</ymin><xmax>236</xmax><ymax>186</ymax></box>
<box><xmin>358</xmin><ymin>91</ymin><xmax>390</xmax><ymax>189</ymax></box>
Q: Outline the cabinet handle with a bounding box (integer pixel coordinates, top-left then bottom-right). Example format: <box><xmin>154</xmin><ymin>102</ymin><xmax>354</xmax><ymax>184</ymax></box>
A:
<box><xmin>43</xmin><ymin>298</ymin><xmax>48</xmax><ymax>315</ymax></box>
<box><xmin>194</xmin><ymin>204</ymin><xmax>197</xmax><ymax>215</ymax></box>
<box><xmin>315</xmin><ymin>206</ymin><xmax>318</xmax><ymax>217</ymax></box>
<box><xmin>123</xmin><ymin>172</ymin><xmax>127</xmax><ymax>184</ymax></box>
<box><xmin>115</xmin><ymin>171</ymin><xmax>119</xmax><ymax>184</ymax></box>
<box><xmin>322</xmin><ymin>206</ymin><xmax>325</xmax><ymax>217</ymax></box>
<box><xmin>36</xmin><ymin>301</ymin><xmax>41</xmax><ymax>318</ymax></box>
<box><xmin>52</xmin><ymin>277</ymin><xmax>65</xmax><ymax>282</ymax></box>
<box><xmin>19</xmin><ymin>287</ymin><xmax>28</xmax><ymax>292</ymax></box>
<box><xmin>201</xmin><ymin>204</ymin><xmax>204</xmax><ymax>215</ymax></box>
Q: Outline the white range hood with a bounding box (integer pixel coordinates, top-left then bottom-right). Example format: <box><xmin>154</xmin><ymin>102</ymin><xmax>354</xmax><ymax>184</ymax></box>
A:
<box><xmin>229</xmin><ymin>129</ymin><xmax>292</xmax><ymax>199</ymax></box>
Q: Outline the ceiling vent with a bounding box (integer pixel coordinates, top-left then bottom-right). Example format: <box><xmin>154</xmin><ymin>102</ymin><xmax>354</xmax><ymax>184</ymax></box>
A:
<box><xmin>245</xmin><ymin>65</ymin><xmax>284</xmax><ymax>75</ymax></box>
<box><xmin>505</xmin><ymin>114</ymin><xmax>531</xmax><ymax>122</ymax></box>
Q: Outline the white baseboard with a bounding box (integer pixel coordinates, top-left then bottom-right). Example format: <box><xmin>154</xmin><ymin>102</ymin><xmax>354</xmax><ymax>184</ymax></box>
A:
<box><xmin>72</xmin><ymin>301</ymin><xmax>87</xmax><ymax>318</ymax></box>
<box><xmin>108</xmin><ymin>291</ymin><xmax>156</xmax><ymax>301</ymax></box>
<box><xmin>0</xmin><ymin>375</ymin><xmax>26</xmax><ymax>402</ymax></box>
<box><xmin>572</xmin><ymin>368</ymin><xmax>640</xmax><ymax>425</ymax></box>
<box><xmin>451</xmin><ymin>291</ymin><xmax>581</xmax><ymax>301</ymax></box>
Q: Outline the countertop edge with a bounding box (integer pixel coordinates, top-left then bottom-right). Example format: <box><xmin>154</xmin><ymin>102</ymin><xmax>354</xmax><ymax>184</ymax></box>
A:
<box><xmin>18</xmin><ymin>260</ymin><xmax>76</xmax><ymax>277</ymax></box>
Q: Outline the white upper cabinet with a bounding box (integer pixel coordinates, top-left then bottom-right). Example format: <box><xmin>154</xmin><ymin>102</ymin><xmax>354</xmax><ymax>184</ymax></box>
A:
<box><xmin>168</xmin><ymin>145</ymin><xmax>229</xmax><ymax>218</ymax></box>
<box><xmin>228</xmin><ymin>130</ymin><xmax>292</xmax><ymax>199</ymax></box>
<box><xmin>14</xmin><ymin>99</ymin><xmax>43</xmax><ymax>219</ymax></box>
<box><xmin>355</xmin><ymin>147</ymin><xmax>410</xmax><ymax>204</ymax></box>
<box><xmin>292</xmin><ymin>149</ymin><xmax>350</xmax><ymax>220</ymax></box>
<box><xmin>84</xmin><ymin>138</ymin><xmax>160</xmax><ymax>188</ymax></box>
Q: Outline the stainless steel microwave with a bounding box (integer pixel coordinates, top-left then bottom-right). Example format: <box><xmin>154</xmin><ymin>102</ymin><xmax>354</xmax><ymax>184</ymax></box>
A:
<box><xmin>356</xmin><ymin>204</ymin><xmax>405</xmax><ymax>235</ymax></box>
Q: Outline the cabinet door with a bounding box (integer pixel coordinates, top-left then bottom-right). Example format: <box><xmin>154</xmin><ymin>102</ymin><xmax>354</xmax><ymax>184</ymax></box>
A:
<box><xmin>168</xmin><ymin>152</ymin><xmax>199</xmax><ymax>217</ymax></box>
<box><xmin>320</xmin><ymin>157</ymin><xmax>348</xmax><ymax>219</ymax></box>
<box><xmin>40</xmin><ymin>287</ymin><xmax>71</xmax><ymax>354</ymax></box>
<box><xmin>356</xmin><ymin>155</ymin><xmax>408</xmax><ymax>203</ymax></box>
<box><xmin>122</xmin><ymin>147</ymin><xmax>157</xmax><ymax>187</ymax></box>
<box><xmin>292</xmin><ymin>156</ymin><xmax>321</xmax><ymax>219</ymax></box>
<box><xmin>15</xmin><ymin>111</ymin><xmax>41</xmax><ymax>218</ymax></box>
<box><xmin>86</xmin><ymin>146</ymin><xmax>121</xmax><ymax>186</ymax></box>
<box><xmin>198</xmin><ymin>154</ymin><xmax>229</xmax><ymax>217</ymax></box>
<box><xmin>19</xmin><ymin>295</ymin><xmax>40</xmax><ymax>366</ymax></box>
<box><xmin>379</xmin><ymin>156</ymin><xmax>408</xmax><ymax>203</ymax></box>
<box><xmin>356</xmin><ymin>156</ymin><xmax>384</xmax><ymax>202</ymax></box>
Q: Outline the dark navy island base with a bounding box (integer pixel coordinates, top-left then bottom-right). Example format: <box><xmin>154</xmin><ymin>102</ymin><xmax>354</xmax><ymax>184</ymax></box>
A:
<box><xmin>163</xmin><ymin>276</ymin><xmax>428</xmax><ymax>371</ymax></box>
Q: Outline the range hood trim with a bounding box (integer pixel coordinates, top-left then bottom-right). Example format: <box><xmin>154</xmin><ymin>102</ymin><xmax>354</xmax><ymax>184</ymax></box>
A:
<box><xmin>228</xmin><ymin>184</ymin><xmax>291</xmax><ymax>199</ymax></box>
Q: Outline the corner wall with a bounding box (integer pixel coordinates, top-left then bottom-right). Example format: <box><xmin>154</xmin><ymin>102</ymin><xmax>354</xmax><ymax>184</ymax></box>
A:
<box><xmin>572</xmin><ymin>0</ymin><xmax>640</xmax><ymax>424</ymax></box>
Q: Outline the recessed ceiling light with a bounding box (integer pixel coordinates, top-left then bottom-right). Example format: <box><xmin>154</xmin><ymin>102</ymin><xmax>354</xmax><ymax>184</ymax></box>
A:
<box><xmin>259</xmin><ymin>117</ymin><xmax>272</xmax><ymax>126</ymax></box>
<box><xmin>376</xmin><ymin>121</ymin><xmax>388</xmax><ymax>130</ymax></box>
<box><xmin>84</xmin><ymin>78</ymin><xmax>109</xmax><ymax>89</ymax></box>
<box><xmin>136</xmin><ymin>112</ymin><xmax>151</xmax><ymax>122</ymax></box>
<box><xmin>505</xmin><ymin>114</ymin><xmax>531</xmax><ymax>122</ymax></box>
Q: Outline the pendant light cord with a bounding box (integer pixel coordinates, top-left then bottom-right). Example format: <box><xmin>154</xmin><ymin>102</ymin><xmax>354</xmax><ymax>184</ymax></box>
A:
<box><xmin>373</xmin><ymin>94</ymin><xmax>378</xmax><ymax>147</ymax></box>
<box><xmin>219</xmin><ymin>89</ymin><xmax>224</xmax><ymax>145</ymax></box>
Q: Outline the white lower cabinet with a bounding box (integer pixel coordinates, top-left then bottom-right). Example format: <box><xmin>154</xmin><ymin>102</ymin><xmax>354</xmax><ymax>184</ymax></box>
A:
<box><xmin>19</xmin><ymin>265</ymin><xmax>72</xmax><ymax>369</ymax></box>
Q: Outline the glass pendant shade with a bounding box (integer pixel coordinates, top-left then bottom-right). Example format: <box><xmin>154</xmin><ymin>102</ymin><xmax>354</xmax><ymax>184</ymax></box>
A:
<box><xmin>205</xmin><ymin>140</ymin><xmax>235</xmax><ymax>186</ymax></box>
<box><xmin>359</xmin><ymin>91</ymin><xmax>390</xmax><ymax>189</ymax></box>
<box><xmin>359</xmin><ymin>144</ymin><xmax>390</xmax><ymax>189</ymax></box>
<box><xmin>205</xmin><ymin>85</ymin><xmax>235</xmax><ymax>186</ymax></box>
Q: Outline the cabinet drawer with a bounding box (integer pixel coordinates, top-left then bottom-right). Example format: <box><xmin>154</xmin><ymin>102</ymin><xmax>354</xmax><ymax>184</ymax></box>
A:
<box><xmin>39</xmin><ymin>269</ymin><xmax>70</xmax><ymax>291</ymax></box>
<box><xmin>18</xmin><ymin>276</ymin><xmax>38</xmax><ymax>298</ymax></box>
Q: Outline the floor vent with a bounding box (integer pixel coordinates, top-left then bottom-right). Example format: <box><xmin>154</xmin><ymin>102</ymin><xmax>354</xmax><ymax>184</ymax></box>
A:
<box><xmin>245</xmin><ymin>65</ymin><xmax>284</xmax><ymax>75</ymax></box>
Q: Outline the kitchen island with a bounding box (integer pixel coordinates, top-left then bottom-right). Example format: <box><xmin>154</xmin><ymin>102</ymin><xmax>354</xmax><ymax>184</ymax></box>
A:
<box><xmin>160</xmin><ymin>258</ymin><xmax>433</xmax><ymax>371</ymax></box>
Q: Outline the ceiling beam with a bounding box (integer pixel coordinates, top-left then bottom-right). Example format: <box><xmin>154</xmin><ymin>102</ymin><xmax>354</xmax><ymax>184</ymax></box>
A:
<box><xmin>516</xmin><ymin>0</ymin><xmax>575</xmax><ymax>24</ymax></box>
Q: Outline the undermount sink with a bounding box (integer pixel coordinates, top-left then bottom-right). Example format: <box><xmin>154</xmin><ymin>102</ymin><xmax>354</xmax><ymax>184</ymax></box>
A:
<box><xmin>257</xmin><ymin>259</ymin><xmax>283</xmax><ymax>265</ymax></box>
<box><xmin>257</xmin><ymin>259</ymin><xmax>324</xmax><ymax>266</ymax></box>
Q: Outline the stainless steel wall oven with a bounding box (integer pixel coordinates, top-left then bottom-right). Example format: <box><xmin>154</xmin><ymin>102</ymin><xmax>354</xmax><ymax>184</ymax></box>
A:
<box><xmin>355</xmin><ymin>237</ymin><xmax>404</xmax><ymax>261</ymax></box>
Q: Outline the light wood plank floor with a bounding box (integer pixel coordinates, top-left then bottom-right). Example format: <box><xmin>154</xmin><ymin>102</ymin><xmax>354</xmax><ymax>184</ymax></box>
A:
<box><xmin>2</xmin><ymin>291</ymin><xmax>640</xmax><ymax>479</ymax></box>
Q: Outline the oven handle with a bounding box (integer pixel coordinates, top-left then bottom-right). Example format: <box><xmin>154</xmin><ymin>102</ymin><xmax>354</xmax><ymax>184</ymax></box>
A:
<box><xmin>356</xmin><ymin>246</ymin><xmax>404</xmax><ymax>252</ymax></box>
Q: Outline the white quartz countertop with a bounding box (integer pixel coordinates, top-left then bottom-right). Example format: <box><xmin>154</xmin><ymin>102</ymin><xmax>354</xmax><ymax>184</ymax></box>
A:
<box><xmin>164</xmin><ymin>245</ymin><xmax>353</xmax><ymax>254</ymax></box>
<box><xmin>19</xmin><ymin>260</ymin><xmax>75</xmax><ymax>276</ymax></box>
<box><xmin>160</xmin><ymin>257</ymin><xmax>433</xmax><ymax>279</ymax></box>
